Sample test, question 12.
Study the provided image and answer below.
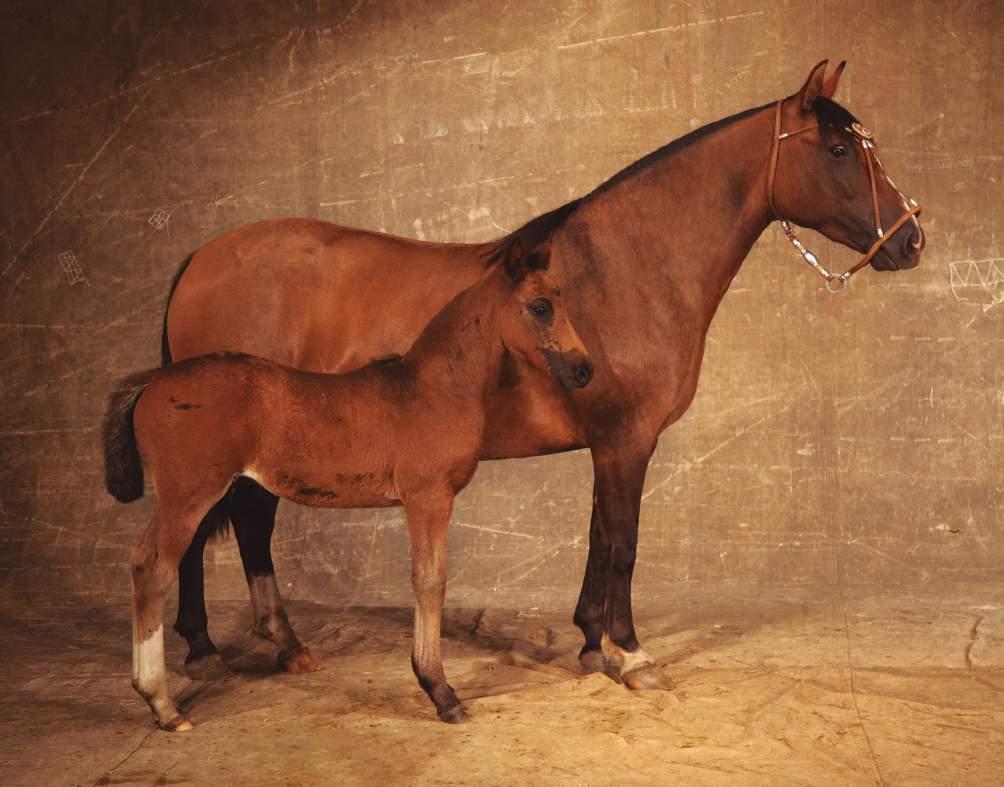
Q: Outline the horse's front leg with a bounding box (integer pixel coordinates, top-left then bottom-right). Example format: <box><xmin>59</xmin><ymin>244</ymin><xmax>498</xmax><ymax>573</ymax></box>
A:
<box><xmin>580</xmin><ymin>435</ymin><xmax>671</xmax><ymax>690</ymax></box>
<box><xmin>403</xmin><ymin>491</ymin><xmax>465</xmax><ymax>723</ymax></box>
<box><xmin>573</xmin><ymin>503</ymin><xmax>611</xmax><ymax>674</ymax></box>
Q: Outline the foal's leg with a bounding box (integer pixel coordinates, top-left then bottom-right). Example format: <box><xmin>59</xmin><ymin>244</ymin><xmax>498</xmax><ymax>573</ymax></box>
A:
<box><xmin>231</xmin><ymin>478</ymin><xmax>320</xmax><ymax>673</ymax></box>
<box><xmin>132</xmin><ymin>504</ymin><xmax>211</xmax><ymax>731</ymax></box>
<box><xmin>403</xmin><ymin>492</ymin><xmax>464</xmax><ymax>723</ymax></box>
<box><xmin>582</xmin><ymin>436</ymin><xmax>671</xmax><ymax>690</ymax></box>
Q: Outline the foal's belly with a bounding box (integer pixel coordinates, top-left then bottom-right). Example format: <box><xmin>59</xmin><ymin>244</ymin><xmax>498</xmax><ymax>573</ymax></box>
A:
<box><xmin>244</xmin><ymin>466</ymin><xmax>399</xmax><ymax>510</ymax></box>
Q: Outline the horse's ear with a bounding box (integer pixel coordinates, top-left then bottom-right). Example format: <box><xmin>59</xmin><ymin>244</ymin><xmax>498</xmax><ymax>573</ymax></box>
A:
<box><xmin>821</xmin><ymin>60</ymin><xmax>846</xmax><ymax>99</ymax></box>
<box><xmin>503</xmin><ymin>237</ymin><xmax>549</xmax><ymax>285</ymax></box>
<box><xmin>797</xmin><ymin>60</ymin><xmax>829</xmax><ymax>112</ymax></box>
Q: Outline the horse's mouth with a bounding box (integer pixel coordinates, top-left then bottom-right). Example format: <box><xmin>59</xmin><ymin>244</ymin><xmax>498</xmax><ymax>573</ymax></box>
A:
<box><xmin>871</xmin><ymin>243</ymin><xmax>922</xmax><ymax>272</ymax></box>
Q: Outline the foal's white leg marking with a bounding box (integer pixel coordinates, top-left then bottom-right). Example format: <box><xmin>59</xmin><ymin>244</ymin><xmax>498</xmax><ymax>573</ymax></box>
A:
<box><xmin>134</xmin><ymin>624</ymin><xmax>166</xmax><ymax>691</ymax></box>
<box><xmin>132</xmin><ymin>624</ymin><xmax>191</xmax><ymax>730</ymax></box>
<box><xmin>601</xmin><ymin>632</ymin><xmax>656</xmax><ymax>674</ymax></box>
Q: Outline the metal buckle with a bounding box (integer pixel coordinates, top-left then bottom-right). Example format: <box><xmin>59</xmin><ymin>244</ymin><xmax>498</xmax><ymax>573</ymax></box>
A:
<box><xmin>850</xmin><ymin>122</ymin><xmax>873</xmax><ymax>140</ymax></box>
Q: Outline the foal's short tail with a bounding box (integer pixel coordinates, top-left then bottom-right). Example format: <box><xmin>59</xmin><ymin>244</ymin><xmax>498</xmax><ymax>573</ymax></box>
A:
<box><xmin>102</xmin><ymin>370</ymin><xmax>156</xmax><ymax>503</ymax></box>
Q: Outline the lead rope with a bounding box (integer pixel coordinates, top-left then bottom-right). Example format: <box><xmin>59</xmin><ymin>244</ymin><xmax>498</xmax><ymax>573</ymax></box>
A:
<box><xmin>767</xmin><ymin>100</ymin><xmax>923</xmax><ymax>293</ymax></box>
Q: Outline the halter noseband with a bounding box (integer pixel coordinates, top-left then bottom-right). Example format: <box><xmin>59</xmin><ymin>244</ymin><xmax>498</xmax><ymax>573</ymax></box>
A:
<box><xmin>767</xmin><ymin>100</ymin><xmax>923</xmax><ymax>293</ymax></box>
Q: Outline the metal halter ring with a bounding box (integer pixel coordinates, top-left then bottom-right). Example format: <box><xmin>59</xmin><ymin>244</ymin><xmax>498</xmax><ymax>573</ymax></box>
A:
<box><xmin>824</xmin><ymin>273</ymin><xmax>849</xmax><ymax>294</ymax></box>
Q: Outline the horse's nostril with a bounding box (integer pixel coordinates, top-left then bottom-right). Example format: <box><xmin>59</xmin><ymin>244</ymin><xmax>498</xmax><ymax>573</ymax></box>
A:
<box><xmin>574</xmin><ymin>360</ymin><xmax>593</xmax><ymax>388</ymax></box>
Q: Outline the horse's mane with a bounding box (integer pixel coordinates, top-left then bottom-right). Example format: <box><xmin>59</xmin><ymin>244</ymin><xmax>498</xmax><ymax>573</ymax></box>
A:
<box><xmin>483</xmin><ymin>199</ymin><xmax>582</xmax><ymax>266</ymax></box>
<box><xmin>481</xmin><ymin>95</ymin><xmax>861</xmax><ymax>268</ymax></box>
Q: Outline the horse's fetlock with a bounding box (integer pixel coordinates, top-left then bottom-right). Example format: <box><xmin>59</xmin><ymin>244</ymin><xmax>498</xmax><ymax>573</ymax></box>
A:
<box><xmin>610</xmin><ymin>542</ymin><xmax>637</xmax><ymax>573</ymax></box>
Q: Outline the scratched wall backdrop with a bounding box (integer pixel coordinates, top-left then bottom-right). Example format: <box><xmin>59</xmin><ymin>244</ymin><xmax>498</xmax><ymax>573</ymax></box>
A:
<box><xmin>1</xmin><ymin>0</ymin><xmax>1000</xmax><ymax>609</ymax></box>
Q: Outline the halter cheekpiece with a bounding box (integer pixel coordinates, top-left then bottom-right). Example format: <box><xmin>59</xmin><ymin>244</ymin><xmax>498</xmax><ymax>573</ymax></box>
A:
<box><xmin>766</xmin><ymin>100</ymin><xmax>923</xmax><ymax>293</ymax></box>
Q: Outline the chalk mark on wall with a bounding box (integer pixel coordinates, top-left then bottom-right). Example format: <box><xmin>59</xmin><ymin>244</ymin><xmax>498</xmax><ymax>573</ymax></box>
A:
<box><xmin>148</xmin><ymin>209</ymin><xmax>170</xmax><ymax>229</ymax></box>
<box><xmin>948</xmin><ymin>258</ymin><xmax>1003</xmax><ymax>308</ymax></box>
<box><xmin>57</xmin><ymin>251</ymin><xmax>88</xmax><ymax>286</ymax></box>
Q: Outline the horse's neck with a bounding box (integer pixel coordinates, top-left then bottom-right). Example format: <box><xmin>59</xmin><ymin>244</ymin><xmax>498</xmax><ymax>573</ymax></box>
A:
<box><xmin>581</xmin><ymin>105</ymin><xmax>775</xmax><ymax>325</ymax></box>
<box><xmin>403</xmin><ymin>273</ymin><xmax>504</xmax><ymax>406</ymax></box>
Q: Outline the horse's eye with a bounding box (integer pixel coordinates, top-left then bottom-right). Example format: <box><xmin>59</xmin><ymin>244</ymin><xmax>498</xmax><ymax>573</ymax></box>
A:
<box><xmin>830</xmin><ymin>144</ymin><xmax>849</xmax><ymax>159</ymax></box>
<box><xmin>528</xmin><ymin>299</ymin><xmax>553</xmax><ymax>320</ymax></box>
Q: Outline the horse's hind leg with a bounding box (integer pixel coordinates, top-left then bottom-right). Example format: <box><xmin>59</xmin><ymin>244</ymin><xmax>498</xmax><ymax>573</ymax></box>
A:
<box><xmin>175</xmin><ymin>497</ymin><xmax>231</xmax><ymax>679</ymax></box>
<box><xmin>231</xmin><ymin>478</ymin><xmax>320</xmax><ymax>673</ymax></box>
<box><xmin>403</xmin><ymin>492</ymin><xmax>464</xmax><ymax>723</ymax></box>
<box><xmin>132</xmin><ymin>502</ymin><xmax>212</xmax><ymax>731</ymax></box>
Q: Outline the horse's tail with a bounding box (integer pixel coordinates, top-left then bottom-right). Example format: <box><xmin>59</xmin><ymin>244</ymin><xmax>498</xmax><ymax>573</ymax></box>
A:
<box><xmin>161</xmin><ymin>252</ymin><xmax>195</xmax><ymax>366</ymax></box>
<box><xmin>102</xmin><ymin>370</ymin><xmax>156</xmax><ymax>503</ymax></box>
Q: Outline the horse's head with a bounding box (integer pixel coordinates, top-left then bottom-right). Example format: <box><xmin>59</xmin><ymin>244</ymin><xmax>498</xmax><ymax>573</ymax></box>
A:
<box><xmin>500</xmin><ymin>240</ymin><xmax>593</xmax><ymax>390</ymax></box>
<box><xmin>769</xmin><ymin>60</ymin><xmax>924</xmax><ymax>274</ymax></box>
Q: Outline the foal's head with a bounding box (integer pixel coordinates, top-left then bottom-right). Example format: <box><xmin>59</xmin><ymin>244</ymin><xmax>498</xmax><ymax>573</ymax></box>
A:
<box><xmin>769</xmin><ymin>60</ymin><xmax>924</xmax><ymax>272</ymax></box>
<box><xmin>498</xmin><ymin>242</ymin><xmax>593</xmax><ymax>390</ymax></box>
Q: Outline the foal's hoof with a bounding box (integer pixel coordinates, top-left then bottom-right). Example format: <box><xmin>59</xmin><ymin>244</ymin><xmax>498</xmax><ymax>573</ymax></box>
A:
<box><xmin>438</xmin><ymin>704</ymin><xmax>468</xmax><ymax>724</ymax></box>
<box><xmin>622</xmin><ymin>664</ymin><xmax>672</xmax><ymax>692</ymax></box>
<box><xmin>579</xmin><ymin>649</ymin><xmax>607</xmax><ymax>675</ymax></box>
<box><xmin>159</xmin><ymin>714</ymin><xmax>194</xmax><ymax>732</ymax></box>
<box><xmin>279</xmin><ymin>646</ymin><xmax>323</xmax><ymax>674</ymax></box>
<box><xmin>184</xmin><ymin>652</ymin><xmax>230</xmax><ymax>681</ymax></box>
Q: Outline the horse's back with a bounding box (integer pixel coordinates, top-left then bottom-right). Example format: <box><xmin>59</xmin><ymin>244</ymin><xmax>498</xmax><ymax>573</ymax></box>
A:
<box><xmin>166</xmin><ymin>218</ymin><xmax>489</xmax><ymax>372</ymax></box>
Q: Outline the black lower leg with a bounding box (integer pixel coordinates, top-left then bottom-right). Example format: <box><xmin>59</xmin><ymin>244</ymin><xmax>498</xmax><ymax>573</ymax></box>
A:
<box><xmin>231</xmin><ymin>478</ymin><xmax>279</xmax><ymax>581</ymax></box>
<box><xmin>230</xmin><ymin>479</ymin><xmax>312</xmax><ymax>666</ymax></box>
<box><xmin>573</xmin><ymin>505</ymin><xmax>610</xmax><ymax>658</ymax></box>
<box><xmin>174</xmin><ymin>498</ymin><xmax>230</xmax><ymax>664</ymax></box>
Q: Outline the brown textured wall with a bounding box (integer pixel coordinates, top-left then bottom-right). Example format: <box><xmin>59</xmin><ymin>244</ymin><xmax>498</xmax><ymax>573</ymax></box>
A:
<box><xmin>1</xmin><ymin>0</ymin><xmax>1000</xmax><ymax>610</ymax></box>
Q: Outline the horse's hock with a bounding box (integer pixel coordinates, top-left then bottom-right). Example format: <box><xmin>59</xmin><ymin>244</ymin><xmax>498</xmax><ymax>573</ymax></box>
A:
<box><xmin>2</xmin><ymin>0</ymin><xmax>1002</xmax><ymax>785</ymax></box>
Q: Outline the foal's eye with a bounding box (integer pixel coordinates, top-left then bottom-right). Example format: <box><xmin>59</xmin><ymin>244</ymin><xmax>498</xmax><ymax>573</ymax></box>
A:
<box><xmin>528</xmin><ymin>299</ymin><xmax>553</xmax><ymax>320</ymax></box>
<box><xmin>830</xmin><ymin>144</ymin><xmax>849</xmax><ymax>159</ymax></box>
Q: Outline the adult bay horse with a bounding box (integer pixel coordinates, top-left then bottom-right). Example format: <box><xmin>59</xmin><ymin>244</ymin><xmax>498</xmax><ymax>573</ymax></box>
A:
<box><xmin>106</xmin><ymin>247</ymin><xmax>592</xmax><ymax>730</ymax></box>
<box><xmin>163</xmin><ymin>61</ymin><xmax>924</xmax><ymax>689</ymax></box>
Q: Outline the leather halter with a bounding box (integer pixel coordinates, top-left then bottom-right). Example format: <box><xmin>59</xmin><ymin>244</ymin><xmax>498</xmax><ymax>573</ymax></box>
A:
<box><xmin>766</xmin><ymin>100</ymin><xmax>923</xmax><ymax>293</ymax></box>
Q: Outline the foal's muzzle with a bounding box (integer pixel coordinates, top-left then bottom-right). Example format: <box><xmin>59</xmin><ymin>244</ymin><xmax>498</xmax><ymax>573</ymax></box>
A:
<box><xmin>546</xmin><ymin>349</ymin><xmax>594</xmax><ymax>390</ymax></box>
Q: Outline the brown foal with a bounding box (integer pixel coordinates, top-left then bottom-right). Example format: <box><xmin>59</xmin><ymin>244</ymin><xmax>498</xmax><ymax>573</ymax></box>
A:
<box><xmin>103</xmin><ymin>244</ymin><xmax>592</xmax><ymax>730</ymax></box>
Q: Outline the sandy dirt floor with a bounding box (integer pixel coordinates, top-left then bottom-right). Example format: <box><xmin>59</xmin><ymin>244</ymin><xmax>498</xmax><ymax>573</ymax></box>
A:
<box><xmin>3</xmin><ymin>584</ymin><xmax>1003</xmax><ymax>786</ymax></box>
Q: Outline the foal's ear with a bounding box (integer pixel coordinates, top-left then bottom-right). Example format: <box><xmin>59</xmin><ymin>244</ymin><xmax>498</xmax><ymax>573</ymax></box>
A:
<box><xmin>821</xmin><ymin>60</ymin><xmax>846</xmax><ymax>99</ymax></box>
<box><xmin>797</xmin><ymin>60</ymin><xmax>829</xmax><ymax>112</ymax></box>
<box><xmin>503</xmin><ymin>237</ymin><xmax>550</xmax><ymax>285</ymax></box>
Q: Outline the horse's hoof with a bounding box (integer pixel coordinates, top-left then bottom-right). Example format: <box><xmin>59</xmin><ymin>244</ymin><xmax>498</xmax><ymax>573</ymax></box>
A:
<box><xmin>159</xmin><ymin>714</ymin><xmax>194</xmax><ymax>732</ymax></box>
<box><xmin>279</xmin><ymin>647</ymin><xmax>323</xmax><ymax>674</ymax></box>
<box><xmin>438</xmin><ymin>704</ymin><xmax>468</xmax><ymax>724</ymax></box>
<box><xmin>622</xmin><ymin>664</ymin><xmax>672</xmax><ymax>692</ymax></box>
<box><xmin>579</xmin><ymin>649</ymin><xmax>607</xmax><ymax>674</ymax></box>
<box><xmin>184</xmin><ymin>652</ymin><xmax>229</xmax><ymax>681</ymax></box>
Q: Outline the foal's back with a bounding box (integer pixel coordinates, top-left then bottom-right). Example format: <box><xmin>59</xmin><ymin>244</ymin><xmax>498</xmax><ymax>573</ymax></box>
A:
<box><xmin>133</xmin><ymin>352</ymin><xmax>412</xmax><ymax>509</ymax></box>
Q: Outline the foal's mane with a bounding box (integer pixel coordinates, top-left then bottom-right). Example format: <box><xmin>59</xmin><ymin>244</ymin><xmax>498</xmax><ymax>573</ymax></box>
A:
<box><xmin>482</xmin><ymin>95</ymin><xmax>861</xmax><ymax>267</ymax></box>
